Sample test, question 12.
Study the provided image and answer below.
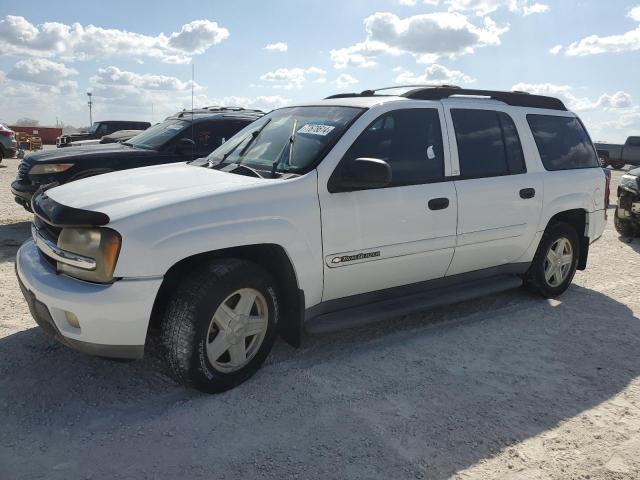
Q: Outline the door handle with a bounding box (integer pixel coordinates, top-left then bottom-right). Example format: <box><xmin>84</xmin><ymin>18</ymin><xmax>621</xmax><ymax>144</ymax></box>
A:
<box><xmin>520</xmin><ymin>188</ymin><xmax>536</xmax><ymax>199</ymax></box>
<box><xmin>428</xmin><ymin>197</ymin><xmax>449</xmax><ymax>210</ymax></box>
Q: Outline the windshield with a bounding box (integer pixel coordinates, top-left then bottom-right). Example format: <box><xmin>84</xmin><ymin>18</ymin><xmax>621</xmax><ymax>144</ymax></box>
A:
<box><xmin>125</xmin><ymin>120</ymin><xmax>188</xmax><ymax>150</ymax></box>
<box><xmin>87</xmin><ymin>123</ymin><xmax>99</xmax><ymax>134</ymax></box>
<box><xmin>202</xmin><ymin>106</ymin><xmax>363</xmax><ymax>174</ymax></box>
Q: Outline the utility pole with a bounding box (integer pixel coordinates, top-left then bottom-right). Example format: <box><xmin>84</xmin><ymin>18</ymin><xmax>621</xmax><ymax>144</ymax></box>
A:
<box><xmin>87</xmin><ymin>92</ymin><xmax>93</xmax><ymax>126</ymax></box>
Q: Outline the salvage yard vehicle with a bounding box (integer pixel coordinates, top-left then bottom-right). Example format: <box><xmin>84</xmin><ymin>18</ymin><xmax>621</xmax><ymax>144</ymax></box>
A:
<box><xmin>595</xmin><ymin>136</ymin><xmax>640</xmax><ymax>170</ymax></box>
<box><xmin>0</xmin><ymin>123</ymin><xmax>18</xmax><ymax>163</ymax></box>
<box><xmin>16</xmin><ymin>86</ymin><xmax>607</xmax><ymax>393</ymax></box>
<box><xmin>56</xmin><ymin>120</ymin><xmax>151</xmax><ymax>147</ymax></box>
<box><xmin>614</xmin><ymin>167</ymin><xmax>640</xmax><ymax>236</ymax></box>
<box><xmin>69</xmin><ymin>129</ymin><xmax>144</xmax><ymax>147</ymax></box>
<box><xmin>11</xmin><ymin>107</ymin><xmax>264</xmax><ymax>211</ymax></box>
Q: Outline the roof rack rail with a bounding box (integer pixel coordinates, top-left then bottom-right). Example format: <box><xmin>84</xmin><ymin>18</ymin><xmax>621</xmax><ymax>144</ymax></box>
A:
<box><xmin>325</xmin><ymin>85</ymin><xmax>567</xmax><ymax>111</ymax></box>
<box><xmin>401</xmin><ymin>87</ymin><xmax>567</xmax><ymax>111</ymax></box>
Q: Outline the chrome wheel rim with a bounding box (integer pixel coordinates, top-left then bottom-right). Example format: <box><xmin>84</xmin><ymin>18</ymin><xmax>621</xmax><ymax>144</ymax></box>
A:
<box><xmin>544</xmin><ymin>237</ymin><xmax>574</xmax><ymax>288</ymax></box>
<box><xmin>206</xmin><ymin>288</ymin><xmax>268</xmax><ymax>373</ymax></box>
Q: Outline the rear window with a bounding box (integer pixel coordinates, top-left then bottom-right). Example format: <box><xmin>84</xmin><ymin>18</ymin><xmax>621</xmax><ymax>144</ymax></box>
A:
<box><xmin>527</xmin><ymin>115</ymin><xmax>599</xmax><ymax>170</ymax></box>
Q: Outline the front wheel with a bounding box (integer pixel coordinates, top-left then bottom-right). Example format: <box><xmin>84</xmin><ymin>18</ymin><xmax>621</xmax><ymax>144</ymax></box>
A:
<box><xmin>161</xmin><ymin>259</ymin><xmax>279</xmax><ymax>393</ymax></box>
<box><xmin>614</xmin><ymin>207</ymin><xmax>636</xmax><ymax>237</ymax></box>
<box><xmin>524</xmin><ymin>222</ymin><xmax>579</xmax><ymax>298</ymax></box>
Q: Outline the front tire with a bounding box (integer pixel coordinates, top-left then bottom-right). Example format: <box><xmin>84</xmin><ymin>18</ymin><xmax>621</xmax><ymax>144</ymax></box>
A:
<box><xmin>524</xmin><ymin>222</ymin><xmax>579</xmax><ymax>298</ymax></box>
<box><xmin>614</xmin><ymin>207</ymin><xmax>636</xmax><ymax>237</ymax></box>
<box><xmin>161</xmin><ymin>259</ymin><xmax>279</xmax><ymax>393</ymax></box>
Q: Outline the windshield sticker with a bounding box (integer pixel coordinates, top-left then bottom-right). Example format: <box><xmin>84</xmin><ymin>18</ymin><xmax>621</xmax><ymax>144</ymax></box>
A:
<box><xmin>297</xmin><ymin>124</ymin><xmax>335</xmax><ymax>136</ymax></box>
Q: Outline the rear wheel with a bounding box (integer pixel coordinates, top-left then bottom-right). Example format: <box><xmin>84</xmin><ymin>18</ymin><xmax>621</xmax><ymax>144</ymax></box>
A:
<box><xmin>524</xmin><ymin>222</ymin><xmax>579</xmax><ymax>298</ymax></box>
<box><xmin>161</xmin><ymin>259</ymin><xmax>279</xmax><ymax>393</ymax></box>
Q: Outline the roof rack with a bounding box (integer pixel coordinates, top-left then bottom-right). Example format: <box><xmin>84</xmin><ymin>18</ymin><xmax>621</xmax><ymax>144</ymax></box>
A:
<box><xmin>175</xmin><ymin>106</ymin><xmax>265</xmax><ymax>118</ymax></box>
<box><xmin>325</xmin><ymin>85</ymin><xmax>567</xmax><ymax>111</ymax></box>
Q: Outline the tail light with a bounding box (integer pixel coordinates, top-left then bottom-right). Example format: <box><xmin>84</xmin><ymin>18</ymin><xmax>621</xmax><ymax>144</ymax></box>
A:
<box><xmin>604</xmin><ymin>170</ymin><xmax>611</xmax><ymax>217</ymax></box>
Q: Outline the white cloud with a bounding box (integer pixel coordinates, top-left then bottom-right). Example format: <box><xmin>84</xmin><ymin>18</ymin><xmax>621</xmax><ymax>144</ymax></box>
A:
<box><xmin>335</xmin><ymin>73</ymin><xmax>359</xmax><ymax>89</ymax></box>
<box><xmin>522</xmin><ymin>3</ymin><xmax>550</xmax><ymax>16</ymax></box>
<box><xmin>91</xmin><ymin>66</ymin><xmax>197</xmax><ymax>91</ymax></box>
<box><xmin>330</xmin><ymin>11</ymin><xmax>508</xmax><ymax>68</ymax></box>
<box><xmin>562</xmin><ymin>7</ymin><xmax>640</xmax><ymax>56</ymax></box>
<box><xmin>399</xmin><ymin>0</ymin><xmax>440</xmax><ymax>5</ymax></box>
<box><xmin>264</xmin><ymin>42</ymin><xmax>288</xmax><ymax>52</ymax></box>
<box><xmin>394</xmin><ymin>63</ymin><xmax>475</xmax><ymax>84</ymax></box>
<box><xmin>447</xmin><ymin>0</ymin><xmax>517</xmax><ymax>15</ymax></box>
<box><xmin>549</xmin><ymin>44</ymin><xmax>562</xmax><ymax>55</ymax></box>
<box><xmin>512</xmin><ymin>83</ymin><xmax>634</xmax><ymax>112</ymax></box>
<box><xmin>259</xmin><ymin>66</ymin><xmax>326</xmax><ymax>89</ymax></box>
<box><xmin>0</xmin><ymin>15</ymin><xmax>229</xmax><ymax>64</ymax></box>
<box><xmin>207</xmin><ymin>95</ymin><xmax>291</xmax><ymax>111</ymax></box>
<box><xmin>7</xmin><ymin>58</ymin><xmax>77</xmax><ymax>86</ymax></box>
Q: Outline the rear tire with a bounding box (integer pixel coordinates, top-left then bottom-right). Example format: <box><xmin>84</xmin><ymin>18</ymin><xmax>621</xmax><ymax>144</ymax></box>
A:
<box><xmin>524</xmin><ymin>222</ymin><xmax>579</xmax><ymax>299</ymax></box>
<box><xmin>614</xmin><ymin>207</ymin><xmax>636</xmax><ymax>237</ymax></box>
<box><xmin>161</xmin><ymin>258</ymin><xmax>279</xmax><ymax>393</ymax></box>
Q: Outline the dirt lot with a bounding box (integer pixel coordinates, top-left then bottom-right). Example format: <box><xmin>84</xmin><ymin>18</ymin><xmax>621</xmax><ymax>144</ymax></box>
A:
<box><xmin>1</xmin><ymin>153</ymin><xmax>639</xmax><ymax>480</ymax></box>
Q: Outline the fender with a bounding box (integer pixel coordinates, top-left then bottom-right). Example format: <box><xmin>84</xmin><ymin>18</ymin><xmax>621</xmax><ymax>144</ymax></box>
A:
<box><xmin>111</xmin><ymin>173</ymin><xmax>325</xmax><ymax>308</ymax></box>
<box><xmin>538</xmin><ymin>192</ymin><xmax>594</xmax><ymax>235</ymax></box>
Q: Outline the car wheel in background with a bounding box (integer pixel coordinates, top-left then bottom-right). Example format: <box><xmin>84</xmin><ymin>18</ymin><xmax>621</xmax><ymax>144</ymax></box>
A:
<box><xmin>524</xmin><ymin>222</ymin><xmax>579</xmax><ymax>299</ymax></box>
<box><xmin>161</xmin><ymin>258</ymin><xmax>279</xmax><ymax>393</ymax></box>
<box><xmin>614</xmin><ymin>207</ymin><xmax>636</xmax><ymax>237</ymax></box>
<box><xmin>610</xmin><ymin>161</ymin><xmax>626</xmax><ymax>170</ymax></box>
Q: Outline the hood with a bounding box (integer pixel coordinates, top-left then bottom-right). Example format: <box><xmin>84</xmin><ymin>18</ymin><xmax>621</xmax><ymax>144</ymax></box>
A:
<box><xmin>24</xmin><ymin>143</ymin><xmax>154</xmax><ymax>163</ymax></box>
<box><xmin>46</xmin><ymin>162</ymin><xmax>266</xmax><ymax>221</ymax></box>
<box><xmin>628</xmin><ymin>167</ymin><xmax>640</xmax><ymax>177</ymax></box>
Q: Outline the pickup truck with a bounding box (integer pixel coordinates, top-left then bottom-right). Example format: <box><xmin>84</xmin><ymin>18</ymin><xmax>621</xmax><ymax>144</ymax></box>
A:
<box><xmin>56</xmin><ymin>121</ymin><xmax>151</xmax><ymax>148</ymax></box>
<box><xmin>595</xmin><ymin>136</ymin><xmax>640</xmax><ymax>169</ymax></box>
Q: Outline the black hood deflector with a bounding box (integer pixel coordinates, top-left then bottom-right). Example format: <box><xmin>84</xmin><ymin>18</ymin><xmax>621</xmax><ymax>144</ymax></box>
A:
<box><xmin>32</xmin><ymin>190</ymin><xmax>110</xmax><ymax>228</ymax></box>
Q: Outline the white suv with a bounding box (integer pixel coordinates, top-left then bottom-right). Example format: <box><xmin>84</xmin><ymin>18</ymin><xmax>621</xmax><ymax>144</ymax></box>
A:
<box><xmin>16</xmin><ymin>87</ymin><xmax>607</xmax><ymax>392</ymax></box>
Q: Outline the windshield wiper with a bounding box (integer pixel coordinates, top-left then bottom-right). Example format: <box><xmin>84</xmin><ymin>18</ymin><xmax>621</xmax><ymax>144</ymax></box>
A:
<box><xmin>271</xmin><ymin>119</ymin><xmax>297</xmax><ymax>177</ymax></box>
<box><xmin>207</xmin><ymin>118</ymin><xmax>272</xmax><ymax>168</ymax></box>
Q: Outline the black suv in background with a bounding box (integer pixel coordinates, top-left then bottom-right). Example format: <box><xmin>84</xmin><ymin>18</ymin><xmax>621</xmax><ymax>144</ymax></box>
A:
<box><xmin>12</xmin><ymin>107</ymin><xmax>264</xmax><ymax>211</ymax></box>
<box><xmin>56</xmin><ymin>120</ymin><xmax>152</xmax><ymax>147</ymax></box>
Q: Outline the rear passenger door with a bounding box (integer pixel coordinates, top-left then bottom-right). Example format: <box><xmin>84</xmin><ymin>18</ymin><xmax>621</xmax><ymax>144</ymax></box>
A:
<box><xmin>445</xmin><ymin>106</ymin><xmax>543</xmax><ymax>276</ymax></box>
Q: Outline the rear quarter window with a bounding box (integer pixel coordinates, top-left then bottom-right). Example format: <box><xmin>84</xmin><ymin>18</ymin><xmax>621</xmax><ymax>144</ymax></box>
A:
<box><xmin>527</xmin><ymin>114</ymin><xmax>599</xmax><ymax>171</ymax></box>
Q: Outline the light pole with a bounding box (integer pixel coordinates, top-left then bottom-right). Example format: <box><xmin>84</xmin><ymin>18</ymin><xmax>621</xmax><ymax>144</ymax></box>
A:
<box><xmin>87</xmin><ymin>92</ymin><xmax>93</xmax><ymax>126</ymax></box>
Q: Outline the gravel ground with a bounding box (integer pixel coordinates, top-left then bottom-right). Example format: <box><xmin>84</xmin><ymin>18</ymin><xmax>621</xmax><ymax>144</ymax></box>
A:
<box><xmin>1</xmin><ymin>152</ymin><xmax>639</xmax><ymax>480</ymax></box>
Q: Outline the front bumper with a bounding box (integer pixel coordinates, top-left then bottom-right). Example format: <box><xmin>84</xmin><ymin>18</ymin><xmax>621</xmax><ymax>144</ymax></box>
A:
<box><xmin>11</xmin><ymin>180</ymin><xmax>37</xmax><ymax>210</ymax></box>
<box><xmin>16</xmin><ymin>240</ymin><xmax>163</xmax><ymax>359</ymax></box>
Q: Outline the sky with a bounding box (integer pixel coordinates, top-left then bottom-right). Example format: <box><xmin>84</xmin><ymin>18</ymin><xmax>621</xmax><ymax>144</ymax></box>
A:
<box><xmin>0</xmin><ymin>0</ymin><xmax>639</xmax><ymax>142</ymax></box>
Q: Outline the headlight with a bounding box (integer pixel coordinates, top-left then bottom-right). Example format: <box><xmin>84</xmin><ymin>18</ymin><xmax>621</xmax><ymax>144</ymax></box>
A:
<box><xmin>29</xmin><ymin>163</ymin><xmax>74</xmax><ymax>175</ymax></box>
<box><xmin>57</xmin><ymin>228</ymin><xmax>121</xmax><ymax>283</ymax></box>
<box><xmin>619</xmin><ymin>174</ymin><xmax>640</xmax><ymax>193</ymax></box>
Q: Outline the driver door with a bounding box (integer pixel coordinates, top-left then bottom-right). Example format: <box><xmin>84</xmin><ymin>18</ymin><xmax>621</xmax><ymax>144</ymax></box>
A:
<box><xmin>317</xmin><ymin>105</ymin><xmax>458</xmax><ymax>302</ymax></box>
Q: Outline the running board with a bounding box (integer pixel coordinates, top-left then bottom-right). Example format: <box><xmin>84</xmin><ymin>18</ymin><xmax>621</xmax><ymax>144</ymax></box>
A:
<box><xmin>305</xmin><ymin>275</ymin><xmax>523</xmax><ymax>334</ymax></box>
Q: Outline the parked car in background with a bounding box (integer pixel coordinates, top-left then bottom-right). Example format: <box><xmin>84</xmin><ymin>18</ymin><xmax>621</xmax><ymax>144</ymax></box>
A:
<box><xmin>595</xmin><ymin>136</ymin><xmax>640</xmax><ymax>169</ymax></box>
<box><xmin>56</xmin><ymin>120</ymin><xmax>151</xmax><ymax>148</ymax></box>
<box><xmin>12</xmin><ymin>107</ymin><xmax>264</xmax><ymax>211</ymax></box>
<box><xmin>614</xmin><ymin>167</ymin><xmax>640</xmax><ymax>236</ymax></box>
<box><xmin>16</xmin><ymin>87</ymin><xmax>607</xmax><ymax>393</ymax></box>
<box><xmin>69</xmin><ymin>130</ymin><xmax>144</xmax><ymax>147</ymax></box>
<box><xmin>0</xmin><ymin>123</ymin><xmax>18</xmax><ymax>163</ymax></box>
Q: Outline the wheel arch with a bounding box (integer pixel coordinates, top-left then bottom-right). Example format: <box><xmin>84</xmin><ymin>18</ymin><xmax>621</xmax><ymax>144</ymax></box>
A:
<box><xmin>148</xmin><ymin>243</ymin><xmax>305</xmax><ymax>348</ymax></box>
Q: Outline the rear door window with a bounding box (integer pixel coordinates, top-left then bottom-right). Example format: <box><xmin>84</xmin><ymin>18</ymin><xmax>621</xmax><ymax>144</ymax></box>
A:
<box><xmin>451</xmin><ymin>109</ymin><xmax>526</xmax><ymax>178</ymax></box>
<box><xmin>527</xmin><ymin>115</ymin><xmax>599</xmax><ymax>170</ymax></box>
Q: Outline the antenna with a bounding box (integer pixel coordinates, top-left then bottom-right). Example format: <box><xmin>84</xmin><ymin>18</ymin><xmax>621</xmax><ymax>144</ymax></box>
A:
<box><xmin>191</xmin><ymin>63</ymin><xmax>195</xmax><ymax>161</ymax></box>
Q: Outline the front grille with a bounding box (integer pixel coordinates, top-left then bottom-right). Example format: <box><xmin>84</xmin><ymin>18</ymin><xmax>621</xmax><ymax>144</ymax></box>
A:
<box><xmin>34</xmin><ymin>216</ymin><xmax>62</xmax><ymax>244</ymax></box>
<box><xmin>16</xmin><ymin>160</ymin><xmax>31</xmax><ymax>181</ymax></box>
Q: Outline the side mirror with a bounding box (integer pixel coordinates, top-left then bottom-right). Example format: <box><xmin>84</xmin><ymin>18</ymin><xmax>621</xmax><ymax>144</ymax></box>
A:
<box><xmin>175</xmin><ymin>137</ymin><xmax>195</xmax><ymax>153</ymax></box>
<box><xmin>331</xmin><ymin>157</ymin><xmax>392</xmax><ymax>192</ymax></box>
